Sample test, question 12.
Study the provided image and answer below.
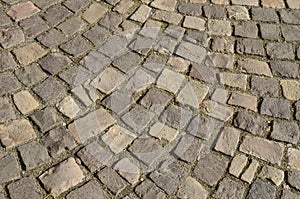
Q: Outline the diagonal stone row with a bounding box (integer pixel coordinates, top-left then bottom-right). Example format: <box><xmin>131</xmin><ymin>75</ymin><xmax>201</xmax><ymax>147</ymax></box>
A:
<box><xmin>0</xmin><ymin>0</ymin><xmax>300</xmax><ymax>198</ymax></box>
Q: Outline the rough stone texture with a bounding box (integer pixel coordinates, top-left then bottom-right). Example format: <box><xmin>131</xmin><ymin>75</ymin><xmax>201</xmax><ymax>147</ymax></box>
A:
<box><xmin>239</xmin><ymin>58</ymin><xmax>272</xmax><ymax>77</ymax></box>
<box><xmin>234</xmin><ymin>21</ymin><xmax>258</xmax><ymax>38</ymax></box>
<box><xmin>69</xmin><ymin>108</ymin><xmax>116</xmax><ymax>143</ymax></box>
<box><xmin>178</xmin><ymin>3</ymin><xmax>202</xmax><ymax>16</ymax></box>
<box><xmin>229</xmin><ymin>154</ymin><xmax>248</xmax><ymax>177</ymax></box>
<box><xmin>0</xmin><ymin>72</ymin><xmax>21</xmax><ymax>96</ymax></box>
<box><xmin>271</xmin><ymin>121</ymin><xmax>300</xmax><ymax>144</ymax></box>
<box><xmin>0</xmin><ymin>50</ymin><xmax>17</xmax><ymax>71</ymax></box>
<box><xmin>39</xmin><ymin>158</ymin><xmax>85</xmax><ymax>197</ymax></box>
<box><xmin>175</xmin><ymin>41</ymin><xmax>206</xmax><ymax>64</ymax></box>
<box><xmin>37</xmin><ymin>28</ymin><xmax>67</xmax><ymax>48</ymax></box>
<box><xmin>236</xmin><ymin>38</ymin><xmax>265</xmax><ymax>56</ymax></box>
<box><xmin>270</xmin><ymin>61</ymin><xmax>299</xmax><ymax>79</ymax></box>
<box><xmin>177</xmin><ymin>176</ymin><xmax>208</xmax><ymax>199</ymax></box>
<box><xmin>114</xmin><ymin>158</ymin><xmax>140</xmax><ymax>184</ymax></box>
<box><xmin>41</xmin><ymin>5</ymin><xmax>71</xmax><ymax>26</ymax></box>
<box><xmin>281</xmin><ymin>80</ymin><xmax>300</xmax><ymax>101</ymax></box>
<box><xmin>251</xmin><ymin>76</ymin><xmax>279</xmax><ymax>97</ymax></box>
<box><xmin>194</xmin><ymin>153</ymin><xmax>229</xmax><ymax>186</ymax></box>
<box><xmin>0</xmin><ymin>155</ymin><xmax>20</xmax><ymax>183</ymax></box>
<box><xmin>66</xmin><ymin>180</ymin><xmax>109</xmax><ymax>199</ymax></box>
<box><xmin>262</xmin><ymin>0</ymin><xmax>285</xmax><ymax>8</ymax></box>
<box><xmin>267</xmin><ymin>43</ymin><xmax>294</xmax><ymax>60</ymax></box>
<box><xmin>210</xmin><ymin>53</ymin><xmax>234</xmax><ymax>69</ymax></box>
<box><xmin>135</xmin><ymin>179</ymin><xmax>166</xmax><ymax>198</ymax></box>
<box><xmin>13</xmin><ymin>42</ymin><xmax>47</xmax><ymax>66</ymax></box>
<box><xmin>0</xmin><ymin>119</ymin><xmax>36</xmax><ymax>148</ymax></box>
<box><xmin>149</xmin><ymin>122</ymin><xmax>178</xmax><ymax>142</ymax></box>
<box><xmin>213</xmin><ymin>177</ymin><xmax>246</xmax><ymax>199</ymax></box>
<box><xmin>227</xmin><ymin>6</ymin><xmax>250</xmax><ymax>20</ymax></box>
<box><xmin>82</xmin><ymin>3</ymin><xmax>107</xmax><ymax>24</ymax></box>
<box><xmin>30</xmin><ymin>107</ymin><xmax>62</xmax><ymax>133</ymax></box>
<box><xmin>8</xmin><ymin>177</ymin><xmax>43</xmax><ymax>199</ymax></box>
<box><xmin>240</xmin><ymin>136</ymin><xmax>284</xmax><ymax>165</ymax></box>
<box><xmin>233</xmin><ymin>111</ymin><xmax>265</xmax><ymax>135</ymax></box>
<box><xmin>241</xmin><ymin>159</ymin><xmax>259</xmax><ymax>183</ymax></box>
<box><xmin>282</xmin><ymin>190</ymin><xmax>300</xmax><ymax>199</ymax></box>
<box><xmin>19</xmin><ymin>15</ymin><xmax>49</xmax><ymax>38</ymax></box>
<box><xmin>157</xmin><ymin>68</ymin><xmax>185</xmax><ymax>94</ymax></box>
<box><xmin>15</xmin><ymin>64</ymin><xmax>47</xmax><ymax>86</ymax></box>
<box><xmin>260</xmin><ymin>98</ymin><xmax>290</xmax><ymax>119</ymax></box>
<box><xmin>288</xmin><ymin>171</ymin><xmax>300</xmax><ymax>191</ymax></box>
<box><xmin>0</xmin><ymin>26</ymin><xmax>25</xmax><ymax>49</ymax></box>
<box><xmin>13</xmin><ymin>90</ymin><xmax>39</xmax><ymax>114</ymax></box>
<box><xmin>208</xmin><ymin>20</ymin><xmax>232</xmax><ymax>36</ymax></box>
<box><xmin>247</xmin><ymin>179</ymin><xmax>276</xmax><ymax>199</ymax></box>
<box><xmin>220</xmin><ymin>72</ymin><xmax>247</xmax><ymax>90</ymax></box>
<box><xmin>57</xmin><ymin>96</ymin><xmax>81</xmax><ymax>119</ymax></box>
<box><xmin>228</xmin><ymin>92</ymin><xmax>257</xmax><ymax>112</ymax></box>
<box><xmin>18</xmin><ymin>141</ymin><xmax>50</xmax><ymax>170</ymax></box>
<box><xmin>39</xmin><ymin>52</ymin><xmax>71</xmax><ymax>74</ymax></box>
<box><xmin>259</xmin><ymin>165</ymin><xmax>284</xmax><ymax>186</ymax></box>
<box><xmin>60</xmin><ymin>36</ymin><xmax>92</xmax><ymax>56</ymax></box>
<box><xmin>6</xmin><ymin>1</ymin><xmax>40</xmax><ymax>21</ymax></box>
<box><xmin>260</xmin><ymin>23</ymin><xmax>280</xmax><ymax>40</ymax></box>
<box><xmin>0</xmin><ymin>97</ymin><xmax>16</xmax><ymax>123</ymax></box>
<box><xmin>252</xmin><ymin>8</ymin><xmax>279</xmax><ymax>23</ymax></box>
<box><xmin>214</xmin><ymin>127</ymin><xmax>240</xmax><ymax>156</ymax></box>
<box><xmin>130</xmin><ymin>5</ymin><xmax>152</xmax><ymax>23</ymax></box>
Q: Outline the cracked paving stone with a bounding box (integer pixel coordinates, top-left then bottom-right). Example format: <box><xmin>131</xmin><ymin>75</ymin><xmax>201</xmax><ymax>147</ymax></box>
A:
<box><xmin>0</xmin><ymin>119</ymin><xmax>36</xmax><ymax>148</ymax></box>
<box><xmin>102</xmin><ymin>125</ymin><xmax>136</xmax><ymax>154</ymax></box>
<box><xmin>60</xmin><ymin>36</ymin><xmax>92</xmax><ymax>56</ymax></box>
<box><xmin>241</xmin><ymin>159</ymin><xmax>259</xmax><ymax>183</ymax></box>
<box><xmin>15</xmin><ymin>63</ymin><xmax>47</xmax><ymax>87</ymax></box>
<box><xmin>13</xmin><ymin>42</ymin><xmax>47</xmax><ymax>66</ymax></box>
<box><xmin>0</xmin><ymin>155</ymin><xmax>20</xmax><ymax>183</ymax></box>
<box><xmin>81</xmin><ymin>51</ymin><xmax>111</xmax><ymax>74</ymax></box>
<box><xmin>39</xmin><ymin>157</ymin><xmax>85</xmax><ymax>197</ymax></box>
<box><xmin>260</xmin><ymin>97</ymin><xmax>290</xmax><ymax>119</ymax></box>
<box><xmin>33</xmin><ymin>77</ymin><xmax>66</xmax><ymax>104</ymax></box>
<box><xmin>42</xmin><ymin>126</ymin><xmax>77</xmax><ymax>157</ymax></box>
<box><xmin>38</xmin><ymin>52</ymin><xmax>71</xmax><ymax>75</ymax></box>
<box><xmin>66</xmin><ymin>180</ymin><xmax>109</xmax><ymax>199</ymax></box>
<box><xmin>177</xmin><ymin>176</ymin><xmax>208</xmax><ymax>199</ymax></box>
<box><xmin>259</xmin><ymin>165</ymin><xmax>284</xmax><ymax>186</ymax></box>
<box><xmin>59</xmin><ymin>65</ymin><xmax>92</xmax><ymax>87</ymax></box>
<box><xmin>172</xmin><ymin>134</ymin><xmax>202</xmax><ymax>163</ymax></box>
<box><xmin>97</xmin><ymin>167</ymin><xmax>129</xmax><ymax>195</ymax></box>
<box><xmin>13</xmin><ymin>90</ymin><xmax>39</xmax><ymax>115</ymax></box>
<box><xmin>150</xmin><ymin>161</ymin><xmax>188</xmax><ymax>195</ymax></box>
<box><xmin>122</xmin><ymin>105</ymin><xmax>155</xmax><ymax>133</ymax></box>
<box><xmin>68</xmin><ymin>108</ymin><xmax>116</xmax><ymax>143</ymax></box>
<box><xmin>77</xmin><ymin>141</ymin><xmax>113</xmax><ymax>172</ymax></box>
<box><xmin>0</xmin><ymin>26</ymin><xmax>25</xmax><ymax>49</ymax></box>
<box><xmin>229</xmin><ymin>154</ymin><xmax>248</xmax><ymax>177</ymax></box>
<box><xmin>271</xmin><ymin>120</ymin><xmax>300</xmax><ymax>144</ymax></box>
<box><xmin>114</xmin><ymin>158</ymin><xmax>140</xmax><ymax>184</ymax></box>
<box><xmin>129</xmin><ymin>137</ymin><xmax>163</xmax><ymax>166</ymax></box>
<box><xmin>240</xmin><ymin>136</ymin><xmax>284</xmax><ymax>165</ymax></box>
<box><xmin>194</xmin><ymin>152</ymin><xmax>229</xmax><ymax>186</ymax></box>
<box><xmin>57</xmin><ymin>96</ymin><xmax>81</xmax><ymax>119</ymax></box>
<box><xmin>30</xmin><ymin>107</ymin><xmax>62</xmax><ymax>133</ymax></box>
<box><xmin>0</xmin><ymin>97</ymin><xmax>16</xmax><ymax>123</ymax></box>
<box><xmin>233</xmin><ymin>111</ymin><xmax>266</xmax><ymax>136</ymax></box>
<box><xmin>102</xmin><ymin>90</ymin><xmax>133</xmax><ymax>114</ymax></box>
<box><xmin>135</xmin><ymin>179</ymin><xmax>166</xmax><ymax>198</ymax></box>
<box><xmin>8</xmin><ymin>177</ymin><xmax>43</xmax><ymax>199</ymax></box>
<box><xmin>213</xmin><ymin>177</ymin><xmax>246</xmax><ymax>199</ymax></box>
<box><xmin>247</xmin><ymin>179</ymin><xmax>276</xmax><ymax>199</ymax></box>
<box><xmin>6</xmin><ymin>1</ymin><xmax>40</xmax><ymax>21</ymax></box>
<box><xmin>18</xmin><ymin>141</ymin><xmax>50</xmax><ymax>170</ymax></box>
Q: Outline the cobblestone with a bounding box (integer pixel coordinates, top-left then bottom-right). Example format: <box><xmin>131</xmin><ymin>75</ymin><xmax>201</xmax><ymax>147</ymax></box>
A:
<box><xmin>13</xmin><ymin>42</ymin><xmax>47</xmax><ymax>66</ymax></box>
<box><xmin>8</xmin><ymin>177</ymin><xmax>43</xmax><ymax>199</ymax></box>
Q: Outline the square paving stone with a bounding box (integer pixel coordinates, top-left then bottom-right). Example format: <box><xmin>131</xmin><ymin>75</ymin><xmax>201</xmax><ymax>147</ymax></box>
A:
<box><xmin>149</xmin><ymin>122</ymin><xmax>179</xmax><ymax>142</ymax></box>
<box><xmin>0</xmin><ymin>72</ymin><xmax>21</xmax><ymax>96</ymax></box>
<box><xmin>68</xmin><ymin>108</ymin><xmax>116</xmax><ymax>143</ymax></box>
<box><xmin>190</xmin><ymin>63</ymin><xmax>218</xmax><ymax>84</ymax></box>
<box><xmin>83</xmin><ymin>25</ymin><xmax>111</xmax><ymax>46</ymax></box>
<box><xmin>214</xmin><ymin>127</ymin><xmax>240</xmax><ymax>156</ymax></box>
<box><xmin>125</xmin><ymin>69</ymin><xmax>155</xmax><ymax>93</ymax></box>
<box><xmin>41</xmin><ymin>5</ymin><xmax>71</xmax><ymax>26</ymax></box>
<box><xmin>8</xmin><ymin>177</ymin><xmax>43</xmax><ymax>199</ymax></box>
<box><xmin>18</xmin><ymin>141</ymin><xmax>50</xmax><ymax>170</ymax></box>
<box><xmin>129</xmin><ymin>37</ymin><xmax>155</xmax><ymax>56</ymax></box>
<box><xmin>59</xmin><ymin>65</ymin><xmax>92</xmax><ymax>87</ymax></box>
<box><xmin>42</xmin><ymin>126</ymin><xmax>77</xmax><ymax>157</ymax></box>
<box><xmin>114</xmin><ymin>158</ymin><xmax>140</xmax><ymax>184</ymax></box>
<box><xmin>281</xmin><ymin>190</ymin><xmax>300</xmax><ymax>199</ymax></box>
<box><xmin>39</xmin><ymin>157</ymin><xmax>85</xmax><ymax>197</ymax></box>
<box><xmin>60</xmin><ymin>36</ymin><xmax>92</xmax><ymax>56</ymax></box>
<box><xmin>0</xmin><ymin>9</ymin><xmax>12</xmax><ymax>26</ymax></box>
<box><xmin>82</xmin><ymin>3</ymin><xmax>108</xmax><ymax>24</ymax></box>
<box><xmin>33</xmin><ymin>77</ymin><xmax>66</xmax><ymax>103</ymax></box>
<box><xmin>236</xmin><ymin>38</ymin><xmax>265</xmax><ymax>56</ymax></box>
<box><xmin>30</xmin><ymin>107</ymin><xmax>62</xmax><ymax>133</ymax></box>
<box><xmin>66</xmin><ymin>180</ymin><xmax>109</xmax><ymax>199</ymax></box>
<box><xmin>19</xmin><ymin>15</ymin><xmax>49</xmax><ymax>38</ymax></box>
<box><xmin>150</xmin><ymin>161</ymin><xmax>188</xmax><ymax>195</ymax></box>
<box><xmin>160</xmin><ymin>104</ymin><xmax>193</xmax><ymax>130</ymax></box>
<box><xmin>260</xmin><ymin>97</ymin><xmax>290</xmax><ymax>119</ymax></box>
<box><xmin>0</xmin><ymin>97</ymin><xmax>16</xmax><ymax>123</ymax></box>
<box><xmin>101</xmin><ymin>90</ymin><xmax>133</xmax><ymax>114</ymax></box>
<box><xmin>246</xmin><ymin>179</ymin><xmax>276</xmax><ymax>199</ymax></box>
<box><xmin>129</xmin><ymin>137</ymin><xmax>163</xmax><ymax>166</ymax></box>
<box><xmin>0</xmin><ymin>119</ymin><xmax>36</xmax><ymax>148</ymax></box>
<box><xmin>270</xmin><ymin>61</ymin><xmax>299</xmax><ymax>79</ymax></box>
<box><xmin>80</xmin><ymin>51</ymin><xmax>111</xmax><ymax>74</ymax></box>
<box><xmin>13</xmin><ymin>42</ymin><xmax>48</xmax><ymax>66</ymax></box>
<box><xmin>213</xmin><ymin>177</ymin><xmax>246</xmax><ymax>199</ymax></box>
<box><xmin>13</xmin><ymin>90</ymin><xmax>39</xmax><ymax>115</ymax></box>
<box><xmin>63</xmin><ymin>0</ymin><xmax>91</xmax><ymax>12</ymax></box>
<box><xmin>175</xmin><ymin>41</ymin><xmax>207</xmax><ymax>64</ymax></box>
<box><xmin>31</xmin><ymin>0</ymin><xmax>60</xmax><ymax>9</ymax></box>
<box><xmin>251</xmin><ymin>76</ymin><xmax>279</xmax><ymax>97</ymax></box>
<box><xmin>280</xmin><ymin>10</ymin><xmax>300</xmax><ymax>25</ymax></box>
<box><xmin>112</xmin><ymin>52</ymin><xmax>142</xmax><ymax>73</ymax></box>
<box><xmin>77</xmin><ymin>141</ymin><xmax>113</xmax><ymax>172</ymax></box>
<box><xmin>193</xmin><ymin>153</ymin><xmax>229</xmax><ymax>186</ymax></box>
<box><xmin>143</xmin><ymin>53</ymin><xmax>168</xmax><ymax>73</ymax></box>
<box><xmin>37</xmin><ymin>28</ymin><xmax>67</xmax><ymax>48</ymax></box>
<box><xmin>38</xmin><ymin>52</ymin><xmax>71</xmax><ymax>75</ymax></box>
<box><xmin>157</xmin><ymin>68</ymin><xmax>185</xmax><ymax>94</ymax></box>
<box><xmin>233</xmin><ymin>111</ymin><xmax>266</xmax><ymax>136</ymax></box>
<box><xmin>99</xmin><ymin>12</ymin><xmax>123</xmax><ymax>31</ymax></box>
<box><xmin>15</xmin><ymin>63</ymin><xmax>47</xmax><ymax>86</ymax></box>
<box><xmin>102</xmin><ymin>125</ymin><xmax>137</xmax><ymax>154</ymax></box>
<box><xmin>267</xmin><ymin>42</ymin><xmax>294</xmax><ymax>60</ymax></box>
<box><xmin>0</xmin><ymin>155</ymin><xmax>20</xmax><ymax>183</ymax></box>
<box><xmin>122</xmin><ymin>105</ymin><xmax>155</xmax><ymax>133</ymax></box>
<box><xmin>135</xmin><ymin>179</ymin><xmax>166</xmax><ymax>198</ymax></box>
<box><xmin>6</xmin><ymin>1</ymin><xmax>40</xmax><ymax>21</ymax></box>
<box><xmin>271</xmin><ymin>120</ymin><xmax>300</xmax><ymax>144</ymax></box>
<box><xmin>58</xmin><ymin>17</ymin><xmax>85</xmax><ymax>36</ymax></box>
<box><xmin>97</xmin><ymin>167</ymin><xmax>129</xmax><ymax>195</ymax></box>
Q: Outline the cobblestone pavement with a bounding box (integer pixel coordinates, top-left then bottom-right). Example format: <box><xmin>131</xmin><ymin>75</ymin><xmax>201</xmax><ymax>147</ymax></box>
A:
<box><xmin>0</xmin><ymin>0</ymin><xmax>300</xmax><ymax>198</ymax></box>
